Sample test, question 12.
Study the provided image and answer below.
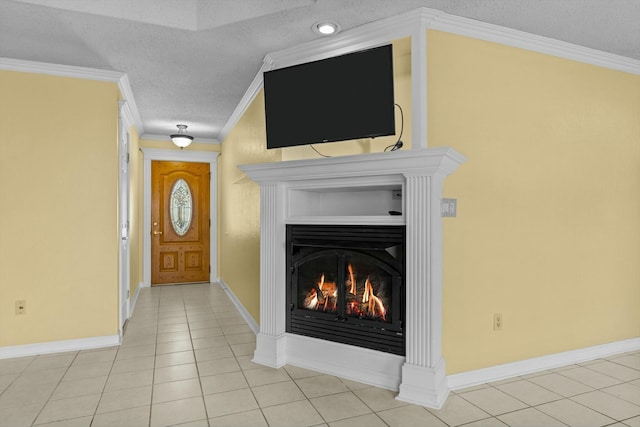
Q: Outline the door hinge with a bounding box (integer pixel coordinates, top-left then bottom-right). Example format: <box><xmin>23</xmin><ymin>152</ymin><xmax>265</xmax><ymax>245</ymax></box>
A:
<box><xmin>209</xmin><ymin>265</ymin><xmax>211</xmax><ymax>273</ymax></box>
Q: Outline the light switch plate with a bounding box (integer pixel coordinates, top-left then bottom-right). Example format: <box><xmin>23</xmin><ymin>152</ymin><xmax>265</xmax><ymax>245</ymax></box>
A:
<box><xmin>441</xmin><ymin>198</ymin><xmax>457</xmax><ymax>217</ymax></box>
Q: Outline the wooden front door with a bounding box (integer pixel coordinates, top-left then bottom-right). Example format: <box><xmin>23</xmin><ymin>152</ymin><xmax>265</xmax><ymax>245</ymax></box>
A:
<box><xmin>152</xmin><ymin>161</ymin><xmax>210</xmax><ymax>285</ymax></box>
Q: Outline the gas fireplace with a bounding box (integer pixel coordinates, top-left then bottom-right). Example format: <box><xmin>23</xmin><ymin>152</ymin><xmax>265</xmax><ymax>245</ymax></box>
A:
<box><xmin>287</xmin><ymin>225</ymin><xmax>405</xmax><ymax>355</ymax></box>
<box><xmin>240</xmin><ymin>147</ymin><xmax>466</xmax><ymax>408</ymax></box>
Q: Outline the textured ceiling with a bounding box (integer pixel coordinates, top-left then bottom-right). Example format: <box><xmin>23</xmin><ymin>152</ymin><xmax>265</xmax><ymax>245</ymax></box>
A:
<box><xmin>1</xmin><ymin>0</ymin><xmax>639</xmax><ymax>141</ymax></box>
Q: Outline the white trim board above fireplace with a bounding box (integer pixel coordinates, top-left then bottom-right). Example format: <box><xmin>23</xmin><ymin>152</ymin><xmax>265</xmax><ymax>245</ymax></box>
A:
<box><xmin>240</xmin><ymin>147</ymin><xmax>466</xmax><ymax>409</ymax></box>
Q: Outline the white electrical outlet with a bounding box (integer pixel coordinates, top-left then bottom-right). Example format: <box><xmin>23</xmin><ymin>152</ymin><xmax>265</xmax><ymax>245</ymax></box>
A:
<box><xmin>494</xmin><ymin>313</ymin><xmax>503</xmax><ymax>331</ymax></box>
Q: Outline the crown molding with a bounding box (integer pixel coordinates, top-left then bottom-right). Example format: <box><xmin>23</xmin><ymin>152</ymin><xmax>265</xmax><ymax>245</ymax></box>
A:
<box><xmin>119</xmin><ymin>100</ymin><xmax>134</xmax><ymax>132</ymax></box>
<box><xmin>0</xmin><ymin>57</ymin><xmax>123</xmax><ymax>81</ymax></box>
<box><xmin>141</xmin><ymin>133</ymin><xmax>220</xmax><ymax>144</ymax></box>
<box><xmin>117</xmin><ymin>73</ymin><xmax>144</xmax><ymax>133</ymax></box>
<box><xmin>426</xmin><ymin>10</ymin><xmax>640</xmax><ymax>75</ymax></box>
<box><xmin>0</xmin><ymin>57</ymin><xmax>145</xmax><ymax>133</ymax></box>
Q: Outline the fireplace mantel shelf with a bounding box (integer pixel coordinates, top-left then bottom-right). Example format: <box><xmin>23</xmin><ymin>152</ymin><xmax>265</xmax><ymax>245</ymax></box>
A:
<box><xmin>240</xmin><ymin>147</ymin><xmax>466</xmax><ymax>409</ymax></box>
<box><xmin>241</xmin><ymin>146</ymin><xmax>465</xmax><ymax>184</ymax></box>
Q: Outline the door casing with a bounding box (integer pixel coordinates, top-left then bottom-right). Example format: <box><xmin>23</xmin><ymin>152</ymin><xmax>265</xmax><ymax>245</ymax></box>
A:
<box><xmin>142</xmin><ymin>148</ymin><xmax>220</xmax><ymax>287</ymax></box>
<box><xmin>118</xmin><ymin>102</ymin><xmax>132</xmax><ymax>338</ymax></box>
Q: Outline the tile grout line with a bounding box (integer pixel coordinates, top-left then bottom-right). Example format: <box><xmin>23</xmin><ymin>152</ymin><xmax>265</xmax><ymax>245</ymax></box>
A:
<box><xmin>456</xmin><ymin>380</ymin><xmax>571</xmax><ymax>427</ymax></box>
<box><xmin>146</xmin><ymin>288</ymin><xmax>161</xmax><ymax>427</ymax></box>
<box><xmin>186</xmin><ymin>286</ymin><xmax>212</xmax><ymax>427</ymax></box>
<box><xmin>87</xmin><ymin>346</ymin><xmax>122</xmax><ymax>426</ymax></box>
<box><xmin>338</xmin><ymin>382</ymin><xmax>394</xmax><ymax>427</ymax></box>
<box><xmin>29</xmin><ymin>350</ymin><xmax>81</xmax><ymax>426</ymax></box>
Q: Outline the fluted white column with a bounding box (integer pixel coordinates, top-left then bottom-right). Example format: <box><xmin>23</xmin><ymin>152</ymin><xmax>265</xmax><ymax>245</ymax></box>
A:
<box><xmin>397</xmin><ymin>172</ymin><xmax>449</xmax><ymax>408</ymax></box>
<box><xmin>252</xmin><ymin>183</ymin><xmax>288</xmax><ymax>367</ymax></box>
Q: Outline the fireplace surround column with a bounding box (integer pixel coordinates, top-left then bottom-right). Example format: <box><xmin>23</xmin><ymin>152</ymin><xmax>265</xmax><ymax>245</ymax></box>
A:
<box><xmin>252</xmin><ymin>183</ymin><xmax>287</xmax><ymax>368</ymax></box>
<box><xmin>397</xmin><ymin>172</ymin><xmax>448</xmax><ymax>407</ymax></box>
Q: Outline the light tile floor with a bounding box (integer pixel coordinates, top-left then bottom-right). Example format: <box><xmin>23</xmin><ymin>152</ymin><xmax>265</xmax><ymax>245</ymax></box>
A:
<box><xmin>1</xmin><ymin>283</ymin><xmax>639</xmax><ymax>427</ymax></box>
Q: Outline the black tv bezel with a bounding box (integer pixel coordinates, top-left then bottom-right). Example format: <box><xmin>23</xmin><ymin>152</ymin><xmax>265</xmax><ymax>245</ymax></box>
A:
<box><xmin>263</xmin><ymin>44</ymin><xmax>396</xmax><ymax>150</ymax></box>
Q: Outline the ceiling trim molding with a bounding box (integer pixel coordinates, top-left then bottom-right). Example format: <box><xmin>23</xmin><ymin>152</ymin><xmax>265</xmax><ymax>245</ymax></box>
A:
<box><xmin>0</xmin><ymin>57</ymin><xmax>145</xmax><ymax>133</ymax></box>
<box><xmin>0</xmin><ymin>57</ymin><xmax>123</xmax><ymax>80</ymax></box>
<box><xmin>141</xmin><ymin>133</ymin><xmax>220</xmax><ymax>145</ymax></box>
<box><xmin>426</xmin><ymin>10</ymin><xmax>640</xmax><ymax>76</ymax></box>
<box><xmin>119</xmin><ymin>100</ymin><xmax>134</xmax><ymax>133</ymax></box>
<box><xmin>117</xmin><ymin>74</ymin><xmax>144</xmax><ymax>134</ymax></box>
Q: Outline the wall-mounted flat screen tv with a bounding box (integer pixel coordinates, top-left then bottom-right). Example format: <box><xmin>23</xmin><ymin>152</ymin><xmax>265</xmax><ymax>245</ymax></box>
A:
<box><xmin>264</xmin><ymin>44</ymin><xmax>395</xmax><ymax>149</ymax></box>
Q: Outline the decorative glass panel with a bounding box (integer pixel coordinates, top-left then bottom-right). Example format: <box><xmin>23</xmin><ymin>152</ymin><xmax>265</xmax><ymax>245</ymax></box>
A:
<box><xmin>170</xmin><ymin>178</ymin><xmax>192</xmax><ymax>236</ymax></box>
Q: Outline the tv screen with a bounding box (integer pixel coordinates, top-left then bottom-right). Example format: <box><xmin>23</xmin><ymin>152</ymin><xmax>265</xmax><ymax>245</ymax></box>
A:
<box><xmin>264</xmin><ymin>45</ymin><xmax>395</xmax><ymax>149</ymax></box>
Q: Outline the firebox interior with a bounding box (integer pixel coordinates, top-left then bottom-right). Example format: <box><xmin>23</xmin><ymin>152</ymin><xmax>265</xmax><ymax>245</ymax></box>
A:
<box><xmin>287</xmin><ymin>225</ymin><xmax>405</xmax><ymax>355</ymax></box>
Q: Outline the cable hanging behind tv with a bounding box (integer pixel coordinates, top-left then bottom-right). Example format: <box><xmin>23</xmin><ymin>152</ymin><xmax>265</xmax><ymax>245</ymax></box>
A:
<box><xmin>263</xmin><ymin>45</ymin><xmax>396</xmax><ymax>150</ymax></box>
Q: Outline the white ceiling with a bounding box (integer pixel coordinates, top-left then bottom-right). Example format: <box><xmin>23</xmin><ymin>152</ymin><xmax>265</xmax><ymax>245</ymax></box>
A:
<box><xmin>1</xmin><ymin>0</ymin><xmax>639</xmax><ymax>141</ymax></box>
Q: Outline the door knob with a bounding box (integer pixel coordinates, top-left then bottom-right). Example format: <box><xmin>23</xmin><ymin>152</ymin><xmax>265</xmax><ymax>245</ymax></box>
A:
<box><xmin>153</xmin><ymin>230</ymin><xmax>163</xmax><ymax>235</ymax></box>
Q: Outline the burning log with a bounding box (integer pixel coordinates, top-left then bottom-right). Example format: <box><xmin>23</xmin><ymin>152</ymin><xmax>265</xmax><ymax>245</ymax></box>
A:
<box><xmin>302</xmin><ymin>273</ymin><xmax>338</xmax><ymax>313</ymax></box>
<box><xmin>303</xmin><ymin>288</ymin><xmax>318</xmax><ymax>309</ymax></box>
<box><xmin>303</xmin><ymin>268</ymin><xmax>387</xmax><ymax>320</ymax></box>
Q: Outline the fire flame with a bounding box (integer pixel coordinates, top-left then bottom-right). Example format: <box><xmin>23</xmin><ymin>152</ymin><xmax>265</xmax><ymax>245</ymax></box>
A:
<box><xmin>362</xmin><ymin>277</ymin><xmax>386</xmax><ymax>320</ymax></box>
<box><xmin>348</xmin><ymin>264</ymin><xmax>356</xmax><ymax>295</ymax></box>
<box><xmin>302</xmin><ymin>264</ymin><xmax>388</xmax><ymax>321</ymax></box>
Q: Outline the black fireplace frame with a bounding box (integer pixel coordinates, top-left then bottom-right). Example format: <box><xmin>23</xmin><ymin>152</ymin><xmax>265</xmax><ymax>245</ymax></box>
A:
<box><xmin>286</xmin><ymin>224</ymin><xmax>406</xmax><ymax>355</ymax></box>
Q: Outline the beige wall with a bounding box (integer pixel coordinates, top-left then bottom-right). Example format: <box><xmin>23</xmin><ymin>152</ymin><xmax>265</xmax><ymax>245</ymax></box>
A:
<box><xmin>218</xmin><ymin>91</ymin><xmax>281</xmax><ymax>322</ymax></box>
<box><xmin>0</xmin><ymin>70</ymin><xmax>121</xmax><ymax>346</ymax></box>
<box><xmin>427</xmin><ymin>30</ymin><xmax>640</xmax><ymax>373</ymax></box>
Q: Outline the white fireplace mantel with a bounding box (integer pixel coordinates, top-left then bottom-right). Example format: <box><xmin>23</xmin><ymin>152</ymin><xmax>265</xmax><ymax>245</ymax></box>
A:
<box><xmin>239</xmin><ymin>147</ymin><xmax>466</xmax><ymax>409</ymax></box>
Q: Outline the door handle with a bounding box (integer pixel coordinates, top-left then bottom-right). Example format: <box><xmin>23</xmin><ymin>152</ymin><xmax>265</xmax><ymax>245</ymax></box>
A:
<box><xmin>152</xmin><ymin>221</ymin><xmax>162</xmax><ymax>235</ymax></box>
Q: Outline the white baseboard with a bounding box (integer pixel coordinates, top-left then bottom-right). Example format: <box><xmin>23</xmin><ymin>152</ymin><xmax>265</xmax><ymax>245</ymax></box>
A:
<box><xmin>218</xmin><ymin>279</ymin><xmax>259</xmax><ymax>334</ymax></box>
<box><xmin>447</xmin><ymin>337</ymin><xmax>640</xmax><ymax>390</ymax></box>
<box><xmin>0</xmin><ymin>334</ymin><xmax>121</xmax><ymax>360</ymax></box>
<box><xmin>129</xmin><ymin>281</ymin><xmax>146</xmax><ymax>317</ymax></box>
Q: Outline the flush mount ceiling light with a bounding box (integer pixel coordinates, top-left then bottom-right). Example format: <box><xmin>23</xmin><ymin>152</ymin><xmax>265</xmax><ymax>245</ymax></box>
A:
<box><xmin>170</xmin><ymin>124</ymin><xmax>194</xmax><ymax>149</ymax></box>
<box><xmin>312</xmin><ymin>21</ymin><xmax>340</xmax><ymax>36</ymax></box>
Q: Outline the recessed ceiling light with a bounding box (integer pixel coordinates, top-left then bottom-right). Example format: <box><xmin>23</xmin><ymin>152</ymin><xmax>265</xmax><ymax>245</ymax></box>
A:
<box><xmin>312</xmin><ymin>21</ymin><xmax>341</xmax><ymax>36</ymax></box>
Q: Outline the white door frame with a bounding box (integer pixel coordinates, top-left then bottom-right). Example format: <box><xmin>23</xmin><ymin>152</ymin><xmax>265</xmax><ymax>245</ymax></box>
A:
<box><xmin>118</xmin><ymin>103</ymin><xmax>132</xmax><ymax>337</ymax></box>
<box><xmin>141</xmin><ymin>148</ymin><xmax>220</xmax><ymax>286</ymax></box>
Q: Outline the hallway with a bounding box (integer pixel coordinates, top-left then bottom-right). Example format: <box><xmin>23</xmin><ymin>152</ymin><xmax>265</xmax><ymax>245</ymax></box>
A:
<box><xmin>0</xmin><ymin>283</ymin><xmax>639</xmax><ymax>426</ymax></box>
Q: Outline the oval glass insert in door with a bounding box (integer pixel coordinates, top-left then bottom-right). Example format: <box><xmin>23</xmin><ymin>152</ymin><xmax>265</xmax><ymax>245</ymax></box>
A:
<box><xmin>169</xmin><ymin>178</ymin><xmax>193</xmax><ymax>236</ymax></box>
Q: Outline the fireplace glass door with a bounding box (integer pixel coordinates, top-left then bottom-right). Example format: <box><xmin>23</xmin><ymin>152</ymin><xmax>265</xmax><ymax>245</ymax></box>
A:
<box><xmin>287</xmin><ymin>225</ymin><xmax>405</xmax><ymax>355</ymax></box>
